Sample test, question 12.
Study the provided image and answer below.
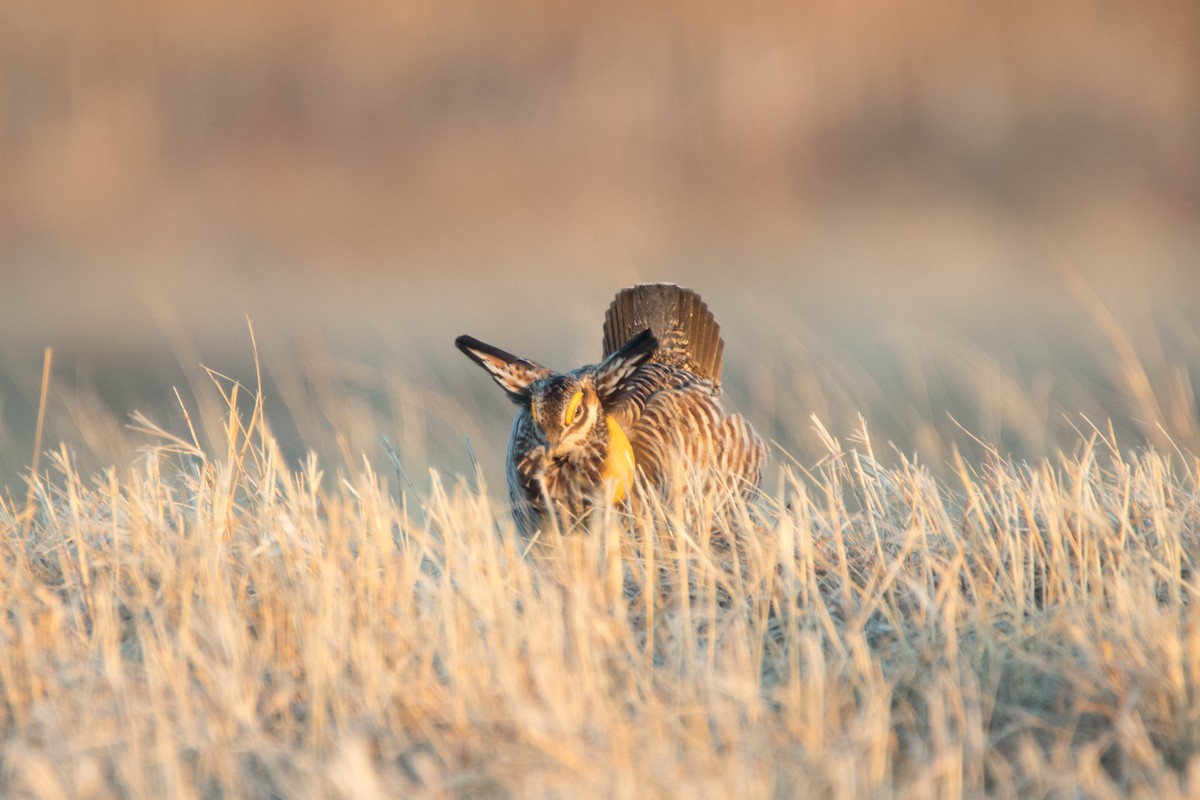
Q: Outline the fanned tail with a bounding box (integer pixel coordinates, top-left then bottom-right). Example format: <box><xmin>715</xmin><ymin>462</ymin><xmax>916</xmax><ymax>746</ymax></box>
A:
<box><xmin>602</xmin><ymin>283</ymin><xmax>724</xmax><ymax>385</ymax></box>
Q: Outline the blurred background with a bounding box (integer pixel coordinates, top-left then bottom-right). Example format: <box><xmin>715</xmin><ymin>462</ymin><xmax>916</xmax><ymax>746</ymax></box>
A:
<box><xmin>2</xmin><ymin>0</ymin><xmax>1199</xmax><ymax>491</ymax></box>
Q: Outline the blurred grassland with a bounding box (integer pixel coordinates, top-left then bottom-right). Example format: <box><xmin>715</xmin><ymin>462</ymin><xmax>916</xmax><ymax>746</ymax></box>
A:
<box><xmin>3</xmin><ymin>0</ymin><xmax>1198</xmax><ymax>303</ymax></box>
<box><xmin>1</xmin><ymin>0</ymin><xmax>1199</xmax><ymax>490</ymax></box>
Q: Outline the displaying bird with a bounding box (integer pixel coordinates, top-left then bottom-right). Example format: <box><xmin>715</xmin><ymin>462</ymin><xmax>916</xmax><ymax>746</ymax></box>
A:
<box><xmin>456</xmin><ymin>282</ymin><xmax>764</xmax><ymax>536</ymax></box>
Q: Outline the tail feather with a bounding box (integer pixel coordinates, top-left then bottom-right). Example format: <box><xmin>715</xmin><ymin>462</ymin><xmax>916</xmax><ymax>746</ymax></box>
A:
<box><xmin>687</xmin><ymin>288</ymin><xmax>723</xmax><ymax>385</ymax></box>
<box><xmin>602</xmin><ymin>283</ymin><xmax>723</xmax><ymax>385</ymax></box>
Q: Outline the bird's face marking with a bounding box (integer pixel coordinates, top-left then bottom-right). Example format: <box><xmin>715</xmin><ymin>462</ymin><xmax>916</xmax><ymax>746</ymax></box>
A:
<box><xmin>530</xmin><ymin>375</ymin><xmax>600</xmax><ymax>455</ymax></box>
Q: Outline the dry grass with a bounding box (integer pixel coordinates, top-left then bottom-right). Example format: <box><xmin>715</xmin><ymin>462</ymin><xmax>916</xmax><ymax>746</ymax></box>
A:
<box><xmin>2</xmin><ymin>345</ymin><xmax>1200</xmax><ymax>798</ymax></box>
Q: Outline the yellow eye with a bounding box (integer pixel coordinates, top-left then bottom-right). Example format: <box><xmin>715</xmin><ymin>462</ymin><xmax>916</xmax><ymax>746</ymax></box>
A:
<box><xmin>564</xmin><ymin>390</ymin><xmax>584</xmax><ymax>426</ymax></box>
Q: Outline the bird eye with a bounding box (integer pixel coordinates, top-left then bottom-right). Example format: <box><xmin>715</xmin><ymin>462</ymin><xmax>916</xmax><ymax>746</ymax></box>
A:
<box><xmin>564</xmin><ymin>390</ymin><xmax>584</xmax><ymax>426</ymax></box>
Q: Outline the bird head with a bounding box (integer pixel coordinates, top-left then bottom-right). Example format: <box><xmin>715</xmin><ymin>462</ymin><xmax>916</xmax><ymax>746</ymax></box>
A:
<box><xmin>528</xmin><ymin>374</ymin><xmax>603</xmax><ymax>458</ymax></box>
<box><xmin>454</xmin><ymin>328</ymin><xmax>659</xmax><ymax>459</ymax></box>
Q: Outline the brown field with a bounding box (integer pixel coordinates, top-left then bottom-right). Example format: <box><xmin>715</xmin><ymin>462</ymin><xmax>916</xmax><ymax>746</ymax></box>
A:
<box><xmin>2</xmin><ymin>1</ymin><xmax>1200</xmax><ymax>797</ymax></box>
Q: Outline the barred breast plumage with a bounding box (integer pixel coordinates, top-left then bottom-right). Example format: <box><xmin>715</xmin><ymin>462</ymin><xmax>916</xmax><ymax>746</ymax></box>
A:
<box><xmin>456</xmin><ymin>283</ymin><xmax>765</xmax><ymax>536</ymax></box>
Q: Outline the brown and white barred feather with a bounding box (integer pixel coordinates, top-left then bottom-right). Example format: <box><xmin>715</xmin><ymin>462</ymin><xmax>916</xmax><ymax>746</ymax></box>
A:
<box><xmin>610</xmin><ymin>364</ymin><xmax>764</xmax><ymax>498</ymax></box>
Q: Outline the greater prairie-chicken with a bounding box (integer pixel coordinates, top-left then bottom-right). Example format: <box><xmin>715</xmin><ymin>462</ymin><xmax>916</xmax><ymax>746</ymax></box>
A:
<box><xmin>456</xmin><ymin>283</ymin><xmax>764</xmax><ymax>536</ymax></box>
